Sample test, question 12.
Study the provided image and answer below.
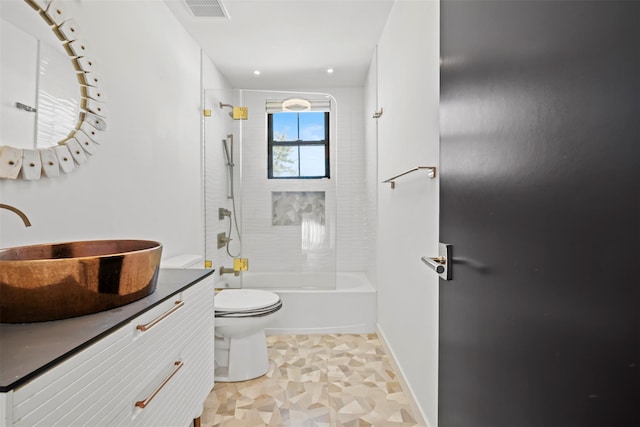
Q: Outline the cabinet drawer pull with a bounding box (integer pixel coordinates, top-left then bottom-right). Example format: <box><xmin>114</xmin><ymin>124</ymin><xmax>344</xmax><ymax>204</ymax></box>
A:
<box><xmin>136</xmin><ymin>301</ymin><xmax>184</xmax><ymax>332</ymax></box>
<box><xmin>135</xmin><ymin>361</ymin><xmax>184</xmax><ymax>409</ymax></box>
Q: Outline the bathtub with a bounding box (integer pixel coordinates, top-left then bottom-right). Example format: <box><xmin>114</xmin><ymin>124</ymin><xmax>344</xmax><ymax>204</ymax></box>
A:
<box><xmin>239</xmin><ymin>272</ymin><xmax>376</xmax><ymax>335</ymax></box>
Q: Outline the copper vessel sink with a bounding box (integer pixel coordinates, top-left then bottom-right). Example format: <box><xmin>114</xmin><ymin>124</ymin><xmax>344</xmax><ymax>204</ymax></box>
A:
<box><xmin>0</xmin><ymin>240</ymin><xmax>162</xmax><ymax>323</ymax></box>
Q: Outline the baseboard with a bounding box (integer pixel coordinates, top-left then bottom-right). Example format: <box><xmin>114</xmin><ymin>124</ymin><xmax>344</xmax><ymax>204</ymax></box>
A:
<box><xmin>265</xmin><ymin>323</ymin><xmax>376</xmax><ymax>335</ymax></box>
<box><xmin>376</xmin><ymin>325</ymin><xmax>430</xmax><ymax>427</ymax></box>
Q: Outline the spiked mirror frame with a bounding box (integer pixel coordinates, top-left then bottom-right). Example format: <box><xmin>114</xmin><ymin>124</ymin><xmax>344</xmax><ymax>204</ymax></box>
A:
<box><xmin>0</xmin><ymin>0</ymin><xmax>107</xmax><ymax>180</ymax></box>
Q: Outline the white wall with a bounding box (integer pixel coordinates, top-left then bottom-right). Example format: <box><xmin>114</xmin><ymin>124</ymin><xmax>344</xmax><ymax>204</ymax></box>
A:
<box><xmin>369</xmin><ymin>1</ymin><xmax>440</xmax><ymax>425</ymax></box>
<box><xmin>0</xmin><ymin>0</ymin><xmax>218</xmax><ymax>260</ymax></box>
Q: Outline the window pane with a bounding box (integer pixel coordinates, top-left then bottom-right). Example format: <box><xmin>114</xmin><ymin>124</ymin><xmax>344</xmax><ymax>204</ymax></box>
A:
<box><xmin>299</xmin><ymin>145</ymin><xmax>326</xmax><ymax>177</ymax></box>
<box><xmin>272</xmin><ymin>113</ymin><xmax>298</xmax><ymax>141</ymax></box>
<box><xmin>268</xmin><ymin>111</ymin><xmax>329</xmax><ymax>179</ymax></box>
<box><xmin>272</xmin><ymin>145</ymin><xmax>298</xmax><ymax>177</ymax></box>
<box><xmin>299</xmin><ymin>112</ymin><xmax>325</xmax><ymax>142</ymax></box>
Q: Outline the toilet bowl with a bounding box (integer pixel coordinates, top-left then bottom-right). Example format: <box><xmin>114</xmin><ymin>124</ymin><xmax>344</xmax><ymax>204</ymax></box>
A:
<box><xmin>161</xmin><ymin>255</ymin><xmax>282</xmax><ymax>383</ymax></box>
<box><xmin>214</xmin><ymin>289</ymin><xmax>282</xmax><ymax>382</ymax></box>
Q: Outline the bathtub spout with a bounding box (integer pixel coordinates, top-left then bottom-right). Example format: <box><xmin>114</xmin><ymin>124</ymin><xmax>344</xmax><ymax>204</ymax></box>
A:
<box><xmin>219</xmin><ymin>266</ymin><xmax>240</xmax><ymax>276</ymax></box>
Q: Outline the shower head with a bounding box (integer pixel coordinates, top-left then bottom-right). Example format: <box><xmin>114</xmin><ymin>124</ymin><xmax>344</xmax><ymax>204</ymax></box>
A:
<box><xmin>219</xmin><ymin>102</ymin><xmax>248</xmax><ymax>120</ymax></box>
<box><xmin>222</xmin><ymin>135</ymin><xmax>234</xmax><ymax>167</ymax></box>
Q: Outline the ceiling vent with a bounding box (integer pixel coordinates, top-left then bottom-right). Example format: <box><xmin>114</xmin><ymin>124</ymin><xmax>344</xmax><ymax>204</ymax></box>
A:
<box><xmin>184</xmin><ymin>0</ymin><xmax>229</xmax><ymax>18</ymax></box>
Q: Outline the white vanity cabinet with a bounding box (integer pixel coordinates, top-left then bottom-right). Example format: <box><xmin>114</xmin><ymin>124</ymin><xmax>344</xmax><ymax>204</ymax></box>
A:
<box><xmin>0</xmin><ymin>271</ymin><xmax>215</xmax><ymax>427</ymax></box>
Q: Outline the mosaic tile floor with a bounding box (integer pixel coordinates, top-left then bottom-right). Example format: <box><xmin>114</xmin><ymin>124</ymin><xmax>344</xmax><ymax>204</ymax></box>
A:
<box><xmin>201</xmin><ymin>334</ymin><xmax>422</xmax><ymax>427</ymax></box>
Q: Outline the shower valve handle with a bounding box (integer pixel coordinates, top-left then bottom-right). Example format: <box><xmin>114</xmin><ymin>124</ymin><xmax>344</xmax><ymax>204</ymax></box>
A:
<box><xmin>219</xmin><ymin>208</ymin><xmax>232</xmax><ymax>219</ymax></box>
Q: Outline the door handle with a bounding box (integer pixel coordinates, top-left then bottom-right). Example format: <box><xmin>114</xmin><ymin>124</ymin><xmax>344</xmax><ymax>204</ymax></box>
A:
<box><xmin>422</xmin><ymin>256</ymin><xmax>446</xmax><ymax>274</ymax></box>
<box><xmin>421</xmin><ymin>243</ymin><xmax>452</xmax><ymax>280</ymax></box>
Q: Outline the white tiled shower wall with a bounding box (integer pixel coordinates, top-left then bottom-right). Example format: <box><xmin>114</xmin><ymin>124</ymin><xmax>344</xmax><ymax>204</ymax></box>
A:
<box><xmin>334</xmin><ymin>88</ymin><xmax>369</xmax><ymax>274</ymax></box>
<box><xmin>229</xmin><ymin>88</ymin><xmax>369</xmax><ymax>277</ymax></box>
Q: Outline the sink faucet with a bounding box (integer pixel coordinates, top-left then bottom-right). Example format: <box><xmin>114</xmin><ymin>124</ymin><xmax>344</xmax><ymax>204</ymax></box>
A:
<box><xmin>0</xmin><ymin>204</ymin><xmax>32</xmax><ymax>227</ymax></box>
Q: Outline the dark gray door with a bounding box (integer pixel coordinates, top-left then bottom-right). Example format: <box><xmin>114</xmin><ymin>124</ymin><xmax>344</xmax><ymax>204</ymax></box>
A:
<box><xmin>439</xmin><ymin>1</ymin><xmax>639</xmax><ymax>426</ymax></box>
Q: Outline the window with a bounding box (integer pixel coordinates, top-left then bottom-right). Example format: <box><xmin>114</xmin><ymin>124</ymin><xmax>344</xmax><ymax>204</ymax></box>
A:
<box><xmin>268</xmin><ymin>112</ymin><xmax>330</xmax><ymax>179</ymax></box>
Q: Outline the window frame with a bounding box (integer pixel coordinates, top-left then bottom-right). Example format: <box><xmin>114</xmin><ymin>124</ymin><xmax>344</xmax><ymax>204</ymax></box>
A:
<box><xmin>267</xmin><ymin>111</ymin><xmax>330</xmax><ymax>179</ymax></box>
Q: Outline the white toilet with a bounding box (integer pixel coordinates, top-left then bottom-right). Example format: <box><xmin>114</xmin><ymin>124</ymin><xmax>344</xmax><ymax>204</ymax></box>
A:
<box><xmin>161</xmin><ymin>255</ymin><xmax>282</xmax><ymax>382</ymax></box>
<box><xmin>214</xmin><ymin>289</ymin><xmax>282</xmax><ymax>382</ymax></box>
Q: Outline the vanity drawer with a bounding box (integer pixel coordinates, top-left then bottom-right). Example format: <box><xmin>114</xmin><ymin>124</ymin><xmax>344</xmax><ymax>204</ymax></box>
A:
<box><xmin>127</xmin><ymin>283</ymin><xmax>213</xmax><ymax>415</ymax></box>
<box><xmin>130</xmin><ymin>322</ymin><xmax>215</xmax><ymax>426</ymax></box>
<box><xmin>12</xmin><ymin>325</ymin><xmax>132</xmax><ymax>426</ymax></box>
<box><xmin>97</xmin><ymin>275</ymin><xmax>214</xmax><ymax>425</ymax></box>
<box><xmin>8</xmin><ymin>275</ymin><xmax>214</xmax><ymax>427</ymax></box>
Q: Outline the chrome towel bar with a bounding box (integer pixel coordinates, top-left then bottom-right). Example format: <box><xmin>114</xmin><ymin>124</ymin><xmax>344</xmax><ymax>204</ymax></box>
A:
<box><xmin>382</xmin><ymin>166</ymin><xmax>437</xmax><ymax>189</ymax></box>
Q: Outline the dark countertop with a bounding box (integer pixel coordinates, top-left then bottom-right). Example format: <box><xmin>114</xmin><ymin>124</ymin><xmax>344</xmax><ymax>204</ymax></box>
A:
<box><xmin>0</xmin><ymin>268</ymin><xmax>214</xmax><ymax>392</ymax></box>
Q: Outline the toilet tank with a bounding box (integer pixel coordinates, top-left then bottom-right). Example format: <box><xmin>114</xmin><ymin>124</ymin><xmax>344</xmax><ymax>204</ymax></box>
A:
<box><xmin>162</xmin><ymin>254</ymin><xmax>204</xmax><ymax>269</ymax></box>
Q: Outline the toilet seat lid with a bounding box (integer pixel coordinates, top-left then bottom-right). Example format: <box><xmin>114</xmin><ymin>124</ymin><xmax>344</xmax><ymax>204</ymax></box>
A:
<box><xmin>215</xmin><ymin>289</ymin><xmax>280</xmax><ymax>312</ymax></box>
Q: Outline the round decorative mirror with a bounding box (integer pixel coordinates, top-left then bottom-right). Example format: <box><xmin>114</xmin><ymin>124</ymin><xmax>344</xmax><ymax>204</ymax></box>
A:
<box><xmin>0</xmin><ymin>0</ymin><xmax>107</xmax><ymax>180</ymax></box>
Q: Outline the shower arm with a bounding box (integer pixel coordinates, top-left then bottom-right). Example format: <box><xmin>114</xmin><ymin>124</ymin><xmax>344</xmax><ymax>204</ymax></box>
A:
<box><xmin>219</xmin><ymin>102</ymin><xmax>235</xmax><ymax>119</ymax></box>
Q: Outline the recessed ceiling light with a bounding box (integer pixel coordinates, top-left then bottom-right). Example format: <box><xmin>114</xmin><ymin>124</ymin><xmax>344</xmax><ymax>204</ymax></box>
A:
<box><xmin>253</xmin><ymin>70</ymin><xmax>261</xmax><ymax>75</ymax></box>
<box><xmin>327</xmin><ymin>68</ymin><xmax>334</xmax><ymax>74</ymax></box>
